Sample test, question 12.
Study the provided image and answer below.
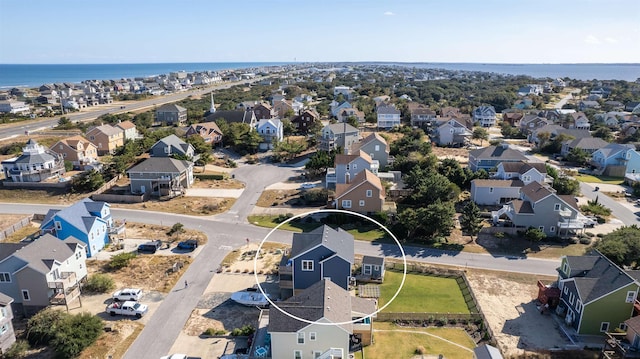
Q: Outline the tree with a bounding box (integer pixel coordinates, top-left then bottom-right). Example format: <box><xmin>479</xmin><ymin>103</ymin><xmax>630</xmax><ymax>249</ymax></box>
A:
<box><xmin>26</xmin><ymin>308</ymin><xmax>66</xmax><ymax>346</ymax></box>
<box><xmin>594</xmin><ymin>226</ymin><xmax>640</xmax><ymax>267</ymax></box>
<box><xmin>472</xmin><ymin>127</ymin><xmax>489</xmax><ymax>146</ymax></box>
<box><xmin>72</xmin><ymin>170</ymin><xmax>105</xmax><ymax>192</ymax></box>
<box><xmin>524</xmin><ymin>227</ymin><xmax>546</xmax><ymax>244</ymax></box>
<box><xmin>565</xmin><ymin>147</ymin><xmax>589</xmax><ymax>166</ymax></box>
<box><xmin>404</xmin><ymin>168</ymin><xmax>460</xmax><ymax>205</ymax></box>
<box><xmin>552</xmin><ymin>176</ymin><xmax>580</xmax><ymax>195</ymax></box>
<box><xmin>459</xmin><ymin>201</ymin><xmax>483</xmax><ymax>242</ymax></box>
<box><xmin>536</xmin><ymin>131</ymin><xmax>551</xmax><ymax>149</ymax></box>
<box><xmin>185</xmin><ymin>134</ymin><xmax>211</xmax><ymax>155</ymax></box>
<box><xmin>346</xmin><ymin>116</ymin><xmax>359</xmax><ymax>129</ymax></box>
<box><xmin>438</xmin><ymin>158</ymin><xmax>468</xmax><ymax>189</ymax></box>
<box><xmin>305</xmin><ymin>151</ymin><xmax>335</xmax><ymax>178</ymax></box>
<box><xmin>273</xmin><ymin>138</ymin><xmax>306</xmax><ymax>162</ymax></box>
<box><xmin>64</xmin><ymin>160</ymin><xmax>74</xmax><ymax>171</ymax></box>
<box><xmin>51</xmin><ymin>312</ymin><xmax>103</xmax><ymax>358</ymax></box>
<box><xmin>592</xmin><ymin>126</ymin><xmax>613</xmax><ymax>142</ymax></box>
<box><xmin>395</xmin><ymin>200</ymin><xmax>456</xmax><ymax>242</ymax></box>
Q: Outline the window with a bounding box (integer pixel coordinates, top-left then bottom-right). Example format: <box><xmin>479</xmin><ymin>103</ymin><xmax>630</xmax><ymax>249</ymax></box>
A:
<box><xmin>363</xmin><ymin>264</ymin><xmax>372</xmax><ymax>275</ymax></box>
<box><xmin>22</xmin><ymin>290</ymin><xmax>30</xmax><ymax>301</ymax></box>
<box><xmin>569</xmin><ymin>292</ymin><xmax>575</xmax><ymax>305</ymax></box>
<box><xmin>538</xmin><ymin>226</ymin><xmax>544</xmax><ymax>232</ymax></box>
<box><xmin>0</xmin><ymin>323</ymin><xmax>7</xmax><ymax>335</ymax></box>
<box><xmin>342</xmin><ymin>200</ymin><xmax>352</xmax><ymax>208</ymax></box>
<box><xmin>489</xmin><ymin>187</ymin><xmax>494</xmax><ymax>193</ymax></box>
<box><xmin>294</xmin><ymin>351</ymin><xmax>302</xmax><ymax>359</ymax></box>
<box><xmin>550</xmin><ymin>226</ymin><xmax>556</xmax><ymax>233</ymax></box>
<box><xmin>366</xmin><ymin>190</ymin><xmax>373</xmax><ymax>197</ymax></box>
<box><xmin>374</xmin><ymin>145</ymin><xmax>380</xmax><ymax>151</ymax></box>
<box><xmin>359</xmin><ymin>200</ymin><xmax>365</xmax><ymax>207</ymax></box>
<box><xmin>576</xmin><ymin>299</ymin><xmax>582</xmax><ymax>312</ymax></box>
<box><xmin>297</xmin><ymin>332</ymin><xmax>305</xmax><ymax>344</ymax></box>
<box><xmin>314</xmin><ymin>352</ymin><xmax>322</xmax><ymax>358</ymax></box>
<box><xmin>601</xmin><ymin>322</ymin><xmax>610</xmax><ymax>333</ymax></box>
<box><xmin>554</xmin><ymin>203</ymin><xmax>561</xmax><ymax>211</ymax></box>
<box><xmin>309</xmin><ymin>332</ymin><xmax>316</xmax><ymax>341</ymax></box>
<box><xmin>55</xmin><ymin>221</ymin><xmax>62</xmax><ymax>230</ymax></box>
<box><xmin>301</xmin><ymin>260</ymin><xmax>313</xmax><ymax>271</ymax></box>
<box><xmin>0</xmin><ymin>273</ymin><xmax>10</xmax><ymax>283</ymax></box>
<box><xmin>620</xmin><ymin>323</ymin><xmax>628</xmax><ymax>331</ymax></box>
<box><xmin>562</xmin><ymin>262</ymin><xmax>569</xmax><ymax>274</ymax></box>
<box><xmin>353</xmin><ymin>164</ymin><xmax>357</xmax><ymax>170</ymax></box>
<box><xmin>626</xmin><ymin>291</ymin><xmax>637</xmax><ymax>303</ymax></box>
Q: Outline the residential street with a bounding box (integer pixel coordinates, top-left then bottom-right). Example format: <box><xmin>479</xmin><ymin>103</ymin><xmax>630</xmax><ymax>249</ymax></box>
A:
<box><xmin>0</xmin><ymin>162</ymin><xmax>634</xmax><ymax>358</ymax></box>
<box><xmin>579</xmin><ymin>181</ymin><xmax>639</xmax><ymax>226</ymax></box>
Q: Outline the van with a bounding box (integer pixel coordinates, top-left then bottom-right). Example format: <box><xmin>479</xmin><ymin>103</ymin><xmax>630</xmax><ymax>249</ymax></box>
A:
<box><xmin>137</xmin><ymin>240</ymin><xmax>162</xmax><ymax>254</ymax></box>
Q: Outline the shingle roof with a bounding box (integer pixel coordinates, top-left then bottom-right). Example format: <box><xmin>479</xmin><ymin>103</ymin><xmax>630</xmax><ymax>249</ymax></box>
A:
<box><xmin>152</xmin><ymin>134</ymin><xmax>192</xmax><ymax>156</ymax></box>
<box><xmin>596</xmin><ymin>143</ymin><xmax>635</xmax><ymax>159</ymax></box>
<box><xmin>469</xmin><ymin>145</ymin><xmax>528</xmax><ymax>161</ymax></box>
<box><xmin>376</xmin><ymin>104</ymin><xmax>400</xmax><ymax>115</ymax></box>
<box><xmin>290</xmin><ymin>225</ymin><xmax>354</xmax><ymax>264</ymax></box>
<box><xmin>41</xmin><ymin>198</ymin><xmax>108</xmax><ymax>236</ymax></box>
<box><xmin>127</xmin><ymin>157</ymin><xmax>192</xmax><ymax>174</ymax></box>
<box><xmin>510</xmin><ymin>199</ymin><xmax>534</xmax><ymax>214</ymax></box>
<box><xmin>205</xmin><ymin>110</ymin><xmax>254</xmax><ymax>124</ymax></box>
<box><xmin>564</xmin><ymin>137</ymin><xmax>609</xmax><ymax>150</ymax></box>
<box><xmin>268</xmin><ymin>279</ymin><xmax>353</xmax><ymax>333</ymax></box>
<box><xmin>12</xmin><ymin>234</ymin><xmax>84</xmax><ymax>275</ymax></box>
<box><xmin>555</xmin><ymin>128</ymin><xmax>591</xmax><ymax>139</ymax></box>
<box><xmin>325</xmin><ymin>123</ymin><xmax>359</xmax><ymax>134</ymax></box>
<box><xmin>156</xmin><ymin>103</ymin><xmax>186</xmax><ymax>112</ymax></box>
<box><xmin>335</xmin><ymin>169</ymin><xmax>384</xmax><ymax>199</ymax></box>
<box><xmin>0</xmin><ymin>243</ymin><xmax>28</xmax><ymax>262</ymax></box>
<box><xmin>188</xmin><ymin>122</ymin><xmax>223</xmax><ymax>136</ymax></box>
<box><xmin>335</xmin><ymin>151</ymin><xmax>372</xmax><ymax>166</ymax></box>
<box><xmin>87</xmin><ymin>124</ymin><xmax>123</xmax><ymax>137</ymax></box>
<box><xmin>520</xmin><ymin>181</ymin><xmax>554</xmax><ymax>202</ymax></box>
<box><xmin>116</xmin><ymin>120</ymin><xmax>136</xmax><ymax>130</ymax></box>
<box><xmin>499</xmin><ymin>161</ymin><xmax>547</xmax><ymax>175</ymax></box>
<box><xmin>351</xmin><ymin>133</ymin><xmax>389</xmax><ymax>153</ymax></box>
<box><xmin>625</xmin><ymin>315</ymin><xmax>640</xmax><ymax>335</ymax></box>
<box><xmin>565</xmin><ymin>251</ymin><xmax>638</xmax><ymax>304</ymax></box>
<box><xmin>472</xmin><ymin>179</ymin><xmax>524</xmax><ymax>188</ymax></box>
<box><xmin>362</xmin><ymin>255</ymin><xmax>384</xmax><ymax>266</ymax></box>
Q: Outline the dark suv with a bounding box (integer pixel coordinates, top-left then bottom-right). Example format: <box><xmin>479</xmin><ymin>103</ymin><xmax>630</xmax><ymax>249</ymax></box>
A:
<box><xmin>137</xmin><ymin>240</ymin><xmax>163</xmax><ymax>254</ymax></box>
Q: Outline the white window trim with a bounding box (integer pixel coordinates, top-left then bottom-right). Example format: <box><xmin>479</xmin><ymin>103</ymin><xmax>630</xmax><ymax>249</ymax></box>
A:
<box><xmin>294</xmin><ymin>350</ymin><xmax>302</xmax><ymax>359</ymax></box>
<box><xmin>554</xmin><ymin>203</ymin><xmax>561</xmax><ymax>211</ymax></box>
<box><xmin>626</xmin><ymin>291</ymin><xmax>637</xmax><ymax>303</ymax></box>
<box><xmin>601</xmin><ymin>322</ymin><xmax>610</xmax><ymax>333</ymax></box>
<box><xmin>342</xmin><ymin>200</ymin><xmax>352</xmax><ymax>208</ymax></box>
<box><xmin>576</xmin><ymin>299</ymin><xmax>582</xmax><ymax>312</ymax></box>
<box><xmin>366</xmin><ymin>190</ymin><xmax>373</xmax><ymax>197</ymax></box>
<box><xmin>22</xmin><ymin>289</ymin><xmax>30</xmax><ymax>302</ymax></box>
<box><xmin>301</xmin><ymin>260</ymin><xmax>314</xmax><ymax>272</ymax></box>
<box><xmin>0</xmin><ymin>272</ymin><xmax>10</xmax><ymax>283</ymax></box>
<box><xmin>359</xmin><ymin>200</ymin><xmax>365</xmax><ymax>207</ymax></box>
<box><xmin>309</xmin><ymin>332</ymin><xmax>316</xmax><ymax>341</ymax></box>
<box><xmin>297</xmin><ymin>332</ymin><xmax>305</xmax><ymax>344</ymax></box>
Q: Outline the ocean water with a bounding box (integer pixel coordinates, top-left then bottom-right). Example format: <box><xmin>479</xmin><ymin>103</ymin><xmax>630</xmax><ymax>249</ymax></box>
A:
<box><xmin>0</xmin><ymin>62</ymin><xmax>638</xmax><ymax>89</ymax></box>
<box><xmin>0</xmin><ymin>62</ymin><xmax>288</xmax><ymax>88</ymax></box>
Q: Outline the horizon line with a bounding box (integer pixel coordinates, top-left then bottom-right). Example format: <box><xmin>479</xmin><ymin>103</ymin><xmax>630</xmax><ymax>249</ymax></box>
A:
<box><xmin>1</xmin><ymin>61</ymin><xmax>639</xmax><ymax>66</ymax></box>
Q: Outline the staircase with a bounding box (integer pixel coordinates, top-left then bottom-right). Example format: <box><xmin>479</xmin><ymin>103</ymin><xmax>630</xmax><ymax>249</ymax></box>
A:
<box><xmin>316</xmin><ymin>348</ymin><xmax>344</xmax><ymax>359</ymax></box>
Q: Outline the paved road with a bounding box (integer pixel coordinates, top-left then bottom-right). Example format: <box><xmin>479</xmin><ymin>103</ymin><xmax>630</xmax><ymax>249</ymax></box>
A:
<box><xmin>0</xmin><ymin>77</ymin><xmax>268</xmax><ymax>141</ymax></box>
<box><xmin>579</xmin><ymin>182</ymin><xmax>639</xmax><ymax>226</ymax></box>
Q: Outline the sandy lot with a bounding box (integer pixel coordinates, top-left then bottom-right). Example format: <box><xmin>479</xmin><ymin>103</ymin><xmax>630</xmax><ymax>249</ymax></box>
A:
<box><xmin>466</xmin><ymin>272</ymin><xmax>571</xmax><ymax>357</ymax></box>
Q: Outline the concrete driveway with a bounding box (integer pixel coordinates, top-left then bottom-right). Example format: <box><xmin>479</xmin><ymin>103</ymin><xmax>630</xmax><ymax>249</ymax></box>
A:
<box><xmin>185</xmin><ymin>188</ymin><xmax>245</xmax><ymax>198</ymax></box>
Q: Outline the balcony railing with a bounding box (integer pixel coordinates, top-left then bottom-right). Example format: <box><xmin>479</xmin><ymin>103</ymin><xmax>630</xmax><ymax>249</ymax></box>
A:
<box><xmin>47</xmin><ymin>272</ymin><xmax>77</xmax><ymax>290</ymax></box>
<box><xmin>50</xmin><ymin>286</ymin><xmax>80</xmax><ymax>305</ymax></box>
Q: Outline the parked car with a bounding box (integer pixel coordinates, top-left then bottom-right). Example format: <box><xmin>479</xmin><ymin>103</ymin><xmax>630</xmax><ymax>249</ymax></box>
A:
<box><xmin>583</xmin><ymin>216</ymin><xmax>597</xmax><ymax>228</ymax></box>
<box><xmin>300</xmin><ymin>182</ymin><xmax>316</xmax><ymax>189</ymax></box>
<box><xmin>138</xmin><ymin>240</ymin><xmax>163</xmax><ymax>254</ymax></box>
<box><xmin>160</xmin><ymin>355</ymin><xmax>201</xmax><ymax>359</ymax></box>
<box><xmin>105</xmin><ymin>301</ymin><xmax>148</xmax><ymax>318</ymax></box>
<box><xmin>177</xmin><ymin>239</ymin><xmax>198</xmax><ymax>251</ymax></box>
<box><xmin>113</xmin><ymin>288</ymin><xmax>143</xmax><ymax>302</ymax></box>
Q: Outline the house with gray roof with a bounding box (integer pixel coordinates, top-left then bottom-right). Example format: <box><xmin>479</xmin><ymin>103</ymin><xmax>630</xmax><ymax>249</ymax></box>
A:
<box><xmin>556</xmin><ymin>250</ymin><xmax>640</xmax><ymax>335</ymax></box>
<box><xmin>376</xmin><ymin>103</ymin><xmax>401</xmax><ymax>129</ymax></box>
<box><xmin>155</xmin><ymin>103</ymin><xmax>187</xmax><ymax>126</ymax></box>
<box><xmin>278</xmin><ymin>225</ymin><xmax>354</xmax><ymax>299</ymax></box>
<box><xmin>468</xmin><ymin>144</ymin><xmax>528</xmax><ymax>172</ymax></box>
<box><xmin>204</xmin><ymin>109</ymin><xmax>257</xmax><ymax>128</ymax></box>
<box><xmin>126</xmin><ymin>157</ymin><xmax>194</xmax><ymax>197</ymax></box>
<box><xmin>350</xmin><ymin>133</ymin><xmax>390</xmax><ymax>169</ymax></box>
<box><xmin>435</xmin><ymin>118</ymin><xmax>472</xmax><ymax>147</ymax></box>
<box><xmin>40</xmin><ymin>198</ymin><xmax>112</xmax><ymax>258</ymax></box>
<box><xmin>319</xmin><ymin>123</ymin><xmax>359</xmax><ymax>152</ymax></box>
<box><xmin>268</xmin><ymin>279</ymin><xmax>376</xmax><ymax>359</ymax></box>
<box><xmin>1</xmin><ymin>139</ymin><xmax>65</xmax><ymax>183</ymax></box>
<box><xmin>0</xmin><ymin>293</ymin><xmax>16</xmax><ymax>353</ymax></box>
<box><xmin>473</xmin><ymin>105</ymin><xmax>497</xmax><ymax>127</ymax></box>
<box><xmin>560</xmin><ymin>136</ymin><xmax>609</xmax><ymax>157</ymax></box>
<box><xmin>0</xmin><ymin>234</ymin><xmax>87</xmax><ymax>316</ymax></box>
<box><xmin>150</xmin><ymin>134</ymin><xmax>196</xmax><ymax>159</ymax></box>
<box><xmin>492</xmin><ymin>181</ymin><xmax>587</xmax><ymax>237</ymax></box>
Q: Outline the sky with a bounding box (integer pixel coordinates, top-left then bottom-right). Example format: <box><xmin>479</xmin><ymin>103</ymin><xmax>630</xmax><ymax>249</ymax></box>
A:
<box><xmin>1</xmin><ymin>0</ymin><xmax>639</xmax><ymax>64</ymax></box>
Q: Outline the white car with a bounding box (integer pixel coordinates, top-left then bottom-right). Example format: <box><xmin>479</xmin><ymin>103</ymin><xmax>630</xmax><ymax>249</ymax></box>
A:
<box><xmin>112</xmin><ymin>288</ymin><xmax>143</xmax><ymax>302</ymax></box>
<box><xmin>160</xmin><ymin>355</ymin><xmax>197</xmax><ymax>359</ymax></box>
<box><xmin>300</xmin><ymin>183</ymin><xmax>316</xmax><ymax>189</ymax></box>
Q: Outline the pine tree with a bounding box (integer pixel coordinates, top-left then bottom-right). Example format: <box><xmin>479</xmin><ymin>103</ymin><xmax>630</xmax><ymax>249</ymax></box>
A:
<box><xmin>460</xmin><ymin>201</ymin><xmax>483</xmax><ymax>243</ymax></box>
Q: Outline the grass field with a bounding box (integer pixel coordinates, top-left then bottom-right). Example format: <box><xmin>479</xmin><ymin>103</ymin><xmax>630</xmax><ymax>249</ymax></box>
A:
<box><xmin>575</xmin><ymin>174</ymin><xmax>624</xmax><ymax>185</ymax></box>
<box><xmin>247</xmin><ymin>215</ymin><xmax>389</xmax><ymax>241</ymax></box>
<box><xmin>355</xmin><ymin>322</ymin><xmax>475</xmax><ymax>359</ymax></box>
<box><xmin>379</xmin><ymin>271</ymin><xmax>470</xmax><ymax>314</ymax></box>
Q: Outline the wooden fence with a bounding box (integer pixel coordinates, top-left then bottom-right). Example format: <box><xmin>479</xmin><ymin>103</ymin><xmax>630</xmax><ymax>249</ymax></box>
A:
<box><xmin>0</xmin><ymin>215</ymin><xmax>34</xmax><ymax>241</ymax></box>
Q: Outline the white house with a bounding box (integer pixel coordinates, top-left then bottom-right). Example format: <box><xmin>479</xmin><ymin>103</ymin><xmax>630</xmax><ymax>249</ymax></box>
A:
<box><xmin>376</xmin><ymin>104</ymin><xmax>401</xmax><ymax>129</ymax></box>
<box><xmin>256</xmin><ymin>118</ymin><xmax>284</xmax><ymax>150</ymax></box>
<box><xmin>473</xmin><ymin>105</ymin><xmax>497</xmax><ymax>127</ymax></box>
<box><xmin>0</xmin><ymin>100</ymin><xmax>30</xmax><ymax>114</ymax></box>
<box><xmin>436</xmin><ymin>118</ymin><xmax>472</xmax><ymax>146</ymax></box>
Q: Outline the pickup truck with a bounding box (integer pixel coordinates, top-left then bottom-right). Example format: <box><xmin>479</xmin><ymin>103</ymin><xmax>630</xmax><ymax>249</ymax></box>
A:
<box><xmin>106</xmin><ymin>301</ymin><xmax>148</xmax><ymax>318</ymax></box>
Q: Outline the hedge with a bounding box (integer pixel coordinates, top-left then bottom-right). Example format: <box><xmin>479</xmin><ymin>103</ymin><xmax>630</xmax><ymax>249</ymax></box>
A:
<box><xmin>195</xmin><ymin>174</ymin><xmax>225</xmax><ymax>180</ymax></box>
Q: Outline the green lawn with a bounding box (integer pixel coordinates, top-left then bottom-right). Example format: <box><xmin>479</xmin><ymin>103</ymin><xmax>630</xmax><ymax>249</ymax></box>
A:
<box><xmin>247</xmin><ymin>215</ymin><xmax>389</xmax><ymax>241</ymax></box>
<box><xmin>575</xmin><ymin>174</ymin><xmax>624</xmax><ymax>185</ymax></box>
<box><xmin>355</xmin><ymin>322</ymin><xmax>475</xmax><ymax>359</ymax></box>
<box><xmin>379</xmin><ymin>271</ymin><xmax>470</xmax><ymax>314</ymax></box>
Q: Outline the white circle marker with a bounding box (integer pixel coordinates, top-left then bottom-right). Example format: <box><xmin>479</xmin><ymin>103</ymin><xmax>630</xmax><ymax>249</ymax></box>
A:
<box><xmin>253</xmin><ymin>209</ymin><xmax>407</xmax><ymax>326</ymax></box>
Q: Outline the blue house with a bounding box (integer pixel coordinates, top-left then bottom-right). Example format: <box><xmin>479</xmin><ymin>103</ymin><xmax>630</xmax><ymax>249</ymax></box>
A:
<box><xmin>40</xmin><ymin>198</ymin><xmax>113</xmax><ymax>257</ymax></box>
<box><xmin>591</xmin><ymin>143</ymin><xmax>640</xmax><ymax>177</ymax></box>
<box><xmin>278</xmin><ymin>225</ymin><xmax>354</xmax><ymax>299</ymax></box>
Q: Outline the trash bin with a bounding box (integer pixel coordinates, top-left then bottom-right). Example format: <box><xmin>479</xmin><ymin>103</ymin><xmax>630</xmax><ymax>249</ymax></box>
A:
<box><xmin>232</xmin><ymin>174</ymin><xmax>235</xmax><ymax>179</ymax></box>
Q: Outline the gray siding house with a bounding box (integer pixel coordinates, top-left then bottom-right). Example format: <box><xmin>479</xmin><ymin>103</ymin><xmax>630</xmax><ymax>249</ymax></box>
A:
<box><xmin>361</xmin><ymin>255</ymin><xmax>385</xmax><ymax>282</ymax></box>
<box><xmin>0</xmin><ymin>234</ymin><xmax>87</xmax><ymax>316</ymax></box>
<box><xmin>278</xmin><ymin>226</ymin><xmax>354</xmax><ymax>299</ymax></box>
<box><xmin>155</xmin><ymin>103</ymin><xmax>187</xmax><ymax>126</ymax></box>
<box><xmin>319</xmin><ymin>123</ymin><xmax>359</xmax><ymax>152</ymax></box>
<box><xmin>150</xmin><ymin>134</ymin><xmax>196</xmax><ymax>159</ymax></box>
<box><xmin>494</xmin><ymin>181</ymin><xmax>585</xmax><ymax>237</ymax></box>
<box><xmin>127</xmin><ymin>157</ymin><xmax>194</xmax><ymax>196</ymax></box>
<box><xmin>327</xmin><ymin>151</ymin><xmax>378</xmax><ymax>189</ymax></box>
<box><xmin>471</xmin><ymin>179</ymin><xmax>523</xmax><ymax>206</ymax></box>
<box><xmin>350</xmin><ymin>133</ymin><xmax>390</xmax><ymax>169</ymax></box>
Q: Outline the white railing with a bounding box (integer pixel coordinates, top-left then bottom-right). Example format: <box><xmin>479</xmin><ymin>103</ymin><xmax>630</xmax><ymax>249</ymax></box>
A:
<box><xmin>316</xmin><ymin>348</ymin><xmax>344</xmax><ymax>359</ymax></box>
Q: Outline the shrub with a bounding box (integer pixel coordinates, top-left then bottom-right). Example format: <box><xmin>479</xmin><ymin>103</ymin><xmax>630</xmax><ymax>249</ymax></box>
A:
<box><xmin>167</xmin><ymin>222</ymin><xmax>185</xmax><ymax>236</ymax></box>
<box><xmin>83</xmin><ymin>273</ymin><xmax>115</xmax><ymax>293</ymax></box>
<box><xmin>579</xmin><ymin>237</ymin><xmax>592</xmax><ymax>245</ymax></box>
<box><xmin>26</xmin><ymin>308</ymin><xmax>66</xmax><ymax>346</ymax></box>
<box><xmin>494</xmin><ymin>232</ymin><xmax>505</xmax><ymax>239</ymax></box>
<box><xmin>108</xmin><ymin>252</ymin><xmax>137</xmax><ymax>270</ymax></box>
<box><xmin>194</xmin><ymin>173</ymin><xmax>225</xmax><ymax>180</ymax></box>
<box><xmin>50</xmin><ymin>312</ymin><xmax>103</xmax><ymax>358</ymax></box>
<box><xmin>203</xmin><ymin>328</ymin><xmax>226</xmax><ymax>336</ymax></box>
<box><xmin>302</xmin><ymin>188</ymin><xmax>329</xmax><ymax>204</ymax></box>
<box><xmin>231</xmin><ymin>325</ymin><xmax>255</xmax><ymax>336</ymax></box>
<box><xmin>415</xmin><ymin>346</ymin><xmax>426</xmax><ymax>354</ymax></box>
<box><xmin>3</xmin><ymin>340</ymin><xmax>30</xmax><ymax>359</ymax></box>
<box><xmin>585</xmin><ymin>232</ymin><xmax>595</xmax><ymax>237</ymax></box>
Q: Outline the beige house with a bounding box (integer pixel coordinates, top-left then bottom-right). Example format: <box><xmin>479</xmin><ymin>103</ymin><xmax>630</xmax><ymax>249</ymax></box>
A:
<box><xmin>115</xmin><ymin>120</ymin><xmax>139</xmax><ymax>140</ymax></box>
<box><xmin>334</xmin><ymin>169</ymin><xmax>385</xmax><ymax>214</ymax></box>
<box><xmin>185</xmin><ymin>122</ymin><xmax>224</xmax><ymax>144</ymax></box>
<box><xmin>50</xmin><ymin>135</ymin><xmax>99</xmax><ymax>170</ymax></box>
<box><xmin>273</xmin><ymin>100</ymin><xmax>294</xmax><ymax>118</ymax></box>
<box><xmin>86</xmin><ymin>124</ymin><xmax>124</xmax><ymax>155</ymax></box>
